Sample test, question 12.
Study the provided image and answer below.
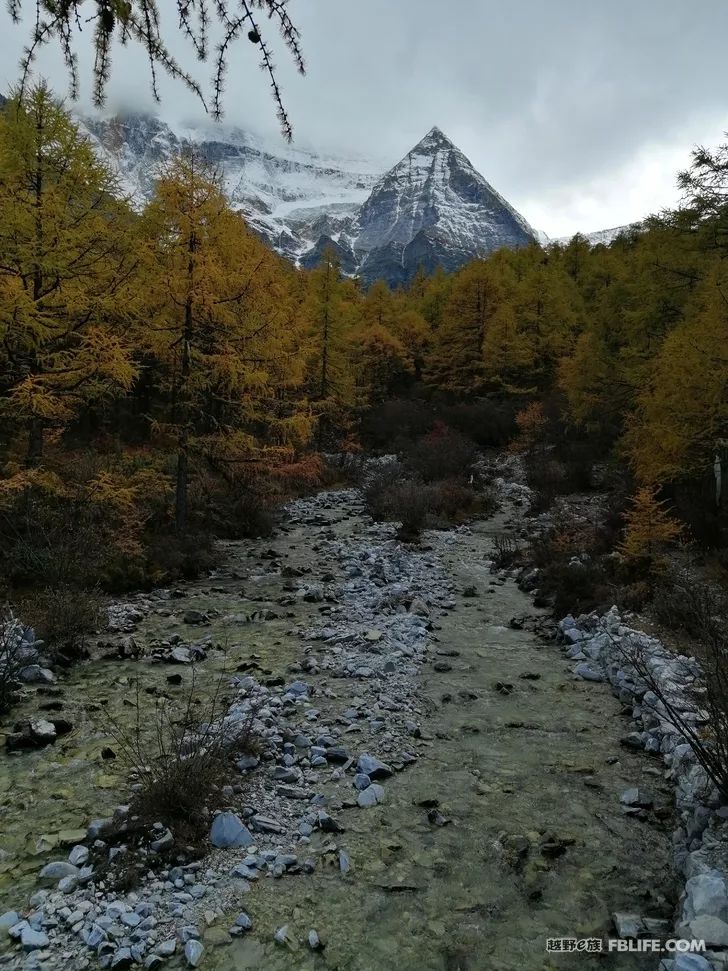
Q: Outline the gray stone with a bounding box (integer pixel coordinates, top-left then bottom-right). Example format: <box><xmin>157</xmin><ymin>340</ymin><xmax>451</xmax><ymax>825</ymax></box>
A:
<box><xmin>0</xmin><ymin>911</ymin><xmax>20</xmax><ymax>935</ymax></box>
<box><xmin>356</xmin><ymin>754</ymin><xmax>392</xmax><ymax>780</ymax></box>
<box><xmin>685</xmin><ymin>870</ymin><xmax>728</xmax><ymax>921</ymax></box>
<box><xmin>232</xmin><ymin>913</ymin><xmax>252</xmax><ymax>932</ymax></box>
<box><xmin>357</xmin><ymin>784</ymin><xmax>385</xmax><ymax>808</ymax></box>
<box><xmin>274</xmin><ymin>925</ymin><xmax>290</xmax><ymax>946</ymax></box>
<box><xmin>612</xmin><ymin>913</ymin><xmax>644</xmax><ymax>939</ymax></box>
<box><xmin>184</xmin><ymin>940</ymin><xmax>204</xmax><ymax>967</ymax></box>
<box><xmin>688</xmin><ymin>915</ymin><xmax>728</xmax><ymax>947</ymax></box>
<box><xmin>574</xmin><ymin>662</ymin><xmax>604</xmax><ymax>682</ymax></box>
<box><xmin>308</xmin><ymin>929</ymin><xmax>324</xmax><ymax>950</ymax></box>
<box><xmin>30</xmin><ymin>718</ymin><xmax>57</xmax><ymax>743</ymax></box>
<box><xmin>20</xmin><ymin>926</ymin><xmax>49</xmax><ymax>951</ymax></box>
<box><xmin>209</xmin><ymin>812</ymin><xmax>254</xmax><ymax>849</ymax></box>
<box><xmin>674</xmin><ymin>957</ymin><xmax>712</xmax><ymax>971</ymax></box>
<box><xmin>251</xmin><ymin>815</ymin><xmax>284</xmax><ymax>833</ymax></box>
<box><xmin>87</xmin><ymin>818</ymin><xmax>113</xmax><ymax>839</ymax></box>
<box><xmin>68</xmin><ymin>845</ymin><xmax>89</xmax><ymax>867</ymax></box>
<box><xmin>110</xmin><ymin>947</ymin><xmax>134</xmax><ymax>968</ymax></box>
<box><xmin>353</xmin><ymin>773</ymin><xmax>371</xmax><ymax>791</ymax></box>
<box><xmin>286</xmin><ymin>681</ymin><xmax>309</xmax><ymax>697</ymax></box>
<box><xmin>620</xmin><ymin>788</ymin><xmax>654</xmax><ymax>808</ymax></box>
<box><xmin>39</xmin><ymin>861</ymin><xmax>79</xmax><ymax>883</ymax></box>
<box><xmin>155</xmin><ymin>940</ymin><xmax>177</xmax><ymax>957</ymax></box>
<box><xmin>150</xmin><ymin>829</ymin><xmax>174</xmax><ymax>852</ymax></box>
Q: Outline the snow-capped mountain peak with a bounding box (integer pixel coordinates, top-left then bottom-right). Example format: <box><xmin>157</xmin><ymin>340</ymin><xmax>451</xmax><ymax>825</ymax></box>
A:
<box><xmin>74</xmin><ymin>111</ymin><xmax>538</xmax><ymax>286</ymax></box>
<box><xmin>348</xmin><ymin>126</ymin><xmax>538</xmax><ymax>285</ymax></box>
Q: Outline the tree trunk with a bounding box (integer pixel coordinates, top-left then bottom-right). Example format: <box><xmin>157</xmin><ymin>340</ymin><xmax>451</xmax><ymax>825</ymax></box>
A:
<box><xmin>175</xmin><ymin>428</ymin><xmax>189</xmax><ymax>534</ymax></box>
<box><xmin>175</xmin><ymin>224</ymin><xmax>195</xmax><ymax>536</ymax></box>
<box><xmin>26</xmin><ymin>418</ymin><xmax>44</xmax><ymax>467</ymax></box>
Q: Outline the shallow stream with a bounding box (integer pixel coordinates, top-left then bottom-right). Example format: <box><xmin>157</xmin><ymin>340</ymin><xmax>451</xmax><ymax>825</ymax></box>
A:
<box><xmin>0</xmin><ymin>494</ymin><xmax>676</xmax><ymax>970</ymax></box>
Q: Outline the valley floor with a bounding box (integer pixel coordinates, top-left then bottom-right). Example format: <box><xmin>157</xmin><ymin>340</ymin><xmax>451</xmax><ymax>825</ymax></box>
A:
<box><xmin>0</xmin><ymin>484</ymin><xmax>677</xmax><ymax>970</ymax></box>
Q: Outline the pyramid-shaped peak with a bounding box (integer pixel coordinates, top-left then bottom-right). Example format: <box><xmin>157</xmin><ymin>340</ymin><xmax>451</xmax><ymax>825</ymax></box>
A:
<box><xmin>414</xmin><ymin>126</ymin><xmax>456</xmax><ymax>151</ymax></box>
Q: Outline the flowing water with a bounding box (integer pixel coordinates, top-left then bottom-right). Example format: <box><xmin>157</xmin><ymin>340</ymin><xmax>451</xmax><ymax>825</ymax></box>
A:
<box><xmin>0</xmin><ymin>494</ymin><xmax>677</xmax><ymax>970</ymax></box>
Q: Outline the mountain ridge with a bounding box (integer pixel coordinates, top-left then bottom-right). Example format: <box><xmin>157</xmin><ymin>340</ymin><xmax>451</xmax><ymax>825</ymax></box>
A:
<box><xmin>74</xmin><ymin>111</ymin><xmax>541</xmax><ymax>285</ymax></box>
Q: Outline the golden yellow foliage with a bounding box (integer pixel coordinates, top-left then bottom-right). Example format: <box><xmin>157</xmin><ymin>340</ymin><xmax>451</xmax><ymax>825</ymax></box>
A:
<box><xmin>620</xmin><ymin>485</ymin><xmax>683</xmax><ymax>562</ymax></box>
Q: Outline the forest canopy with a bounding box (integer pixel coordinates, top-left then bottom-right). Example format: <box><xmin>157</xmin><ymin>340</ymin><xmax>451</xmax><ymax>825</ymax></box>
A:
<box><xmin>1</xmin><ymin>87</ymin><xmax>728</xmax><ymax>600</ymax></box>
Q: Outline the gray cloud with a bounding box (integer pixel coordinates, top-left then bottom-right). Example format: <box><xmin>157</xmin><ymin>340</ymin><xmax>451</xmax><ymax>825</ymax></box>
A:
<box><xmin>2</xmin><ymin>0</ymin><xmax>727</xmax><ymax>236</ymax></box>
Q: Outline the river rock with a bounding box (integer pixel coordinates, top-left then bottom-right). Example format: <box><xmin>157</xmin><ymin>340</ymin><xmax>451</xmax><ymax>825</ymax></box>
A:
<box><xmin>111</xmin><ymin>947</ymin><xmax>134</xmax><ymax>968</ymax></box>
<box><xmin>612</xmin><ymin>913</ymin><xmax>644</xmax><ymax>938</ymax></box>
<box><xmin>231</xmin><ymin>912</ymin><xmax>252</xmax><ymax>933</ymax></box>
<box><xmin>169</xmin><ymin>646</ymin><xmax>193</xmax><ymax>664</ymax></box>
<box><xmin>684</xmin><ymin>870</ymin><xmax>728</xmax><ymax>922</ymax></box>
<box><xmin>574</xmin><ymin>662</ymin><xmax>604</xmax><ymax>682</ymax></box>
<box><xmin>274</xmin><ymin>925</ymin><xmax>291</xmax><ymax>946</ymax></box>
<box><xmin>68</xmin><ymin>844</ymin><xmax>89</xmax><ymax>867</ymax></box>
<box><xmin>184</xmin><ymin>940</ymin><xmax>204</xmax><ymax>967</ymax></box>
<box><xmin>357</xmin><ymin>784</ymin><xmax>385</xmax><ymax>808</ymax></box>
<box><xmin>673</xmin><ymin>957</ymin><xmax>712</xmax><ymax>971</ymax></box>
<box><xmin>688</xmin><ymin>914</ymin><xmax>728</xmax><ymax>947</ymax></box>
<box><xmin>620</xmin><ymin>788</ymin><xmax>653</xmax><ymax>808</ymax></box>
<box><xmin>150</xmin><ymin>828</ymin><xmax>174</xmax><ymax>852</ymax></box>
<box><xmin>0</xmin><ymin>912</ymin><xmax>19</xmax><ymax>940</ymax></box>
<box><xmin>209</xmin><ymin>812</ymin><xmax>253</xmax><ymax>848</ymax></box>
<box><xmin>21</xmin><ymin>925</ymin><xmax>50</xmax><ymax>951</ymax></box>
<box><xmin>39</xmin><ymin>861</ymin><xmax>79</xmax><ymax>884</ymax></box>
<box><xmin>357</xmin><ymin>754</ymin><xmax>392</xmax><ymax>779</ymax></box>
<box><xmin>183</xmin><ymin>610</ymin><xmax>208</xmax><ymax>625</ymax></box>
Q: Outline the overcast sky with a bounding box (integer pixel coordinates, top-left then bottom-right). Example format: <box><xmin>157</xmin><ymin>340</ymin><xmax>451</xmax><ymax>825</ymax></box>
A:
<box><xmin>2</xmin><ymin>0</ymin><xmax>728</xmax><ymax>237</ymax></box>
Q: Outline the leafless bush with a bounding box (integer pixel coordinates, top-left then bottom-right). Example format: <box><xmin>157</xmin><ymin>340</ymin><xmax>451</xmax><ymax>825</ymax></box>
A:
<box><xmin>0</xmin><ymin>615</ymin><xmax>25</xmax><ymax>714</ymax></box>
<box><xmin>405</xmin><ymin>424</ymin><xmax>477</xmax><ymax>483</ymax></box>
<box><xmin>492</xmin><ymin>534</ymin><xmax>521</xmax><ymax>569</ymax></box>
<box><xmin>321</xmin><ymin>452</ymin><xmax>366</xmax><ymax>486</ymax></box>
<box><xmin>604</xmin><ymin>579</ymin><xmax>728</xmax><ymax>801</ymax></box>
<box><xmin>24</xmin><ymin>584</ymin><xmax>103</xmax><ymax>663</ymax></box>
<box><xmin>103</xmin><ymin>671</ymin><xmax>256</xmax><ymax>841</ymax></box>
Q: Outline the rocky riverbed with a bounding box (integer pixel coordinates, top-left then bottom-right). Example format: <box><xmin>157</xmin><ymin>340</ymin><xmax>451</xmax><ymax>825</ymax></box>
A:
<box><xmin>0</xmin><ymin>480</ymin><xmax>690</xmax><ymax>970</ymax></box>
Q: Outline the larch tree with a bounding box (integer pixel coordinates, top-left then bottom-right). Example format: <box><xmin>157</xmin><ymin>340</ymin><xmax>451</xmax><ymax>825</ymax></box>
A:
<box><xmin>0</xmin><ymin>84</ymin><xmax>138</xmax><ymax>466</ymax></box>
<box><xmin>624</xmin><ymin>266</ymin><xmax>728</xmax><ymax>486</ymax></box>
<box><xmin>140</xmin><ymin>149</ymin><xmax>310</xmax><ymax>533</ymax></box>
<box><xmin>8</xmin><ymin>0</ymin><xmax>306</xmax><ymax>137</ymax></box>
<box><xmin>426</xmin><ymin>260</ymin><xmax>507</xmax><ymax>394</ymax></box>
<box><xmin>303</xmin><ymin>246</ymin><xmax>354</xmax><ymax>444</ymax></box>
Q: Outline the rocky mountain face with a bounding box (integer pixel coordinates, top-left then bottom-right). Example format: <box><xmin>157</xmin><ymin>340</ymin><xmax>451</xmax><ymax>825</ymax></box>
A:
<box><xmin>75</xmin><ymin>113</ymin><xmax>538</xmax><ymax>285</ymax></box>
<box><xmin>348</xmin><ymin>127</ymin><xmax>537</xmax><ymax>286</ymax></box>
<box><xmin>76</xmin><ymin>112</ymin><xmax>379</xmax><ymax>265</ymax></box>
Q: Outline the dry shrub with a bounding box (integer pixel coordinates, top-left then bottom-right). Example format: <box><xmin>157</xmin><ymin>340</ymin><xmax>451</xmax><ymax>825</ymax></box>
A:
<box><xmin>609</xmin><ymin>589</ymin><xmax>728</xmax><ymax>801</ymax></box>
<box><xmin>363</xmin><ymin>464</ymin><xmax>408</xmax><ymax>522</ymax></box>
<box><xmin>492</xmin><ymin>534</ymin><xmax>521</xmax><ymax>569</ymax></box>
<box><xmin>0</xmin><ymin>615</ymin><xmax>25</xmax><ymax>714</ymax></box>
<box><xmin>23</xmin><ymin>584</ymin><xmax>103</xmax><ymax>663</ymax></box>
<box><xmin>386</xmin><ymin>479</ymin><xmax>434</xmax><ymax>541</ymax></box>
<box><xmin>405</xmin><ymin>423</ymin><xmax>477</xmax><ymax>483</ymax></box>
<box><xmin>104</xmin><ymin>673</ymin><xmax>254</xmax><ymax>842</ymax></box>
<box><xmin>428</xmin><ymin>479</ymin><xmax>477</xmax><ymax>520</ymax></box>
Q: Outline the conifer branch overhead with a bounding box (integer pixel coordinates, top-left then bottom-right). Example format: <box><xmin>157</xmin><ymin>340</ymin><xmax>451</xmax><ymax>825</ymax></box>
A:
<box><xmin>7</xmin><ymin>0</ymin><xmax>304</xmax><ymax>139</ymax></box>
